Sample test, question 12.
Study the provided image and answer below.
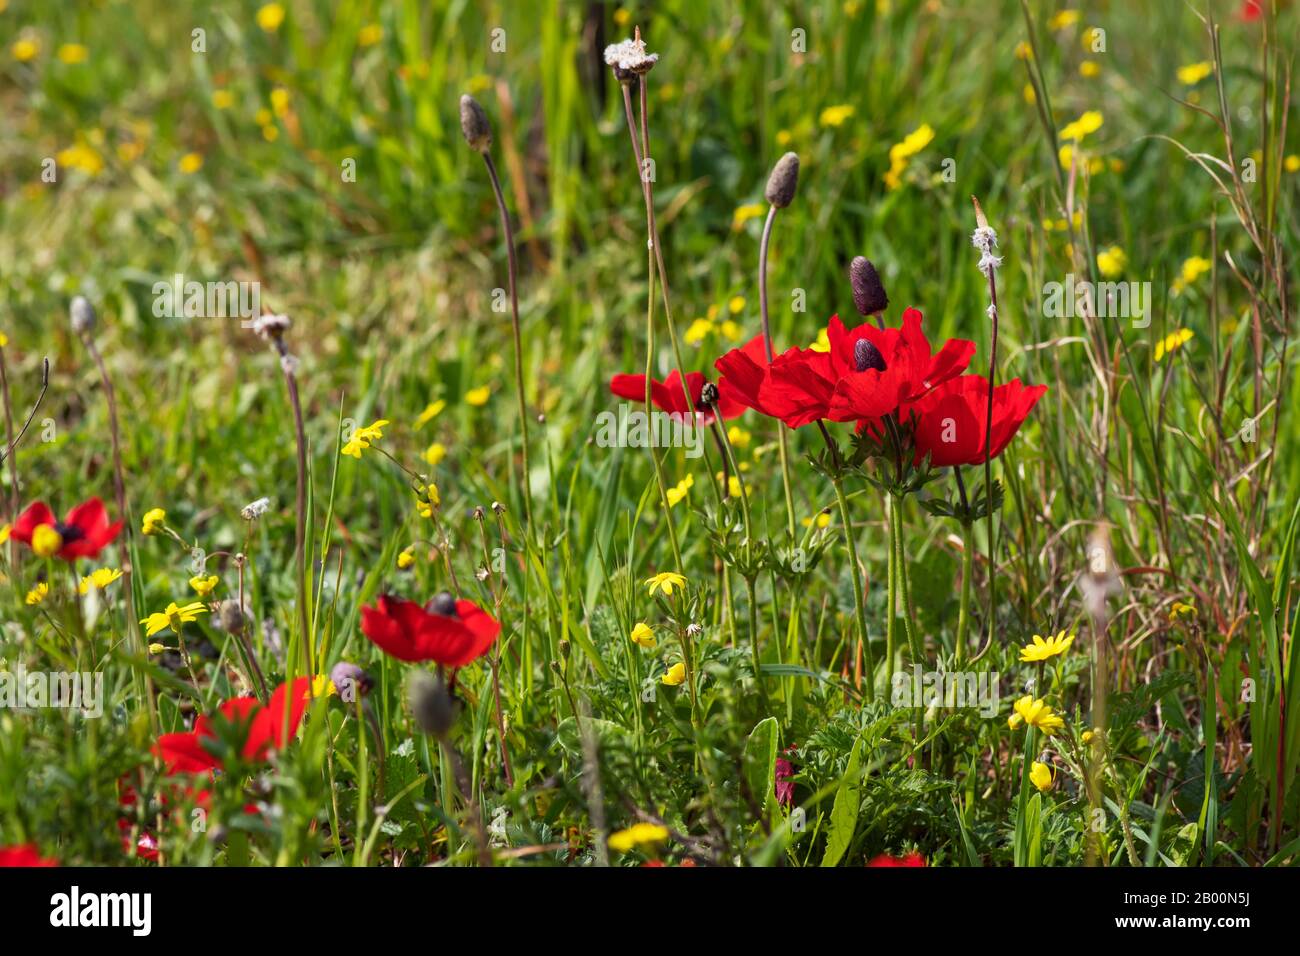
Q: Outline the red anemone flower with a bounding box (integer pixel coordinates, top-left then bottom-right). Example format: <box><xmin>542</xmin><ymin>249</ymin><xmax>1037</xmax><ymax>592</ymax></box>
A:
<box><xmin>0</xmin><ymin>845</ymin><xmax>59</xmax><ymax>867</ymax></box>
<box><xmin>360</xmin><ymin>594</ymin><xmax>500</xmax><ymax>666</ymax></box>
<box><xmin>10</xmin><ymin>497</ymin><xmax>123</xmax><ymax>561</ymax></box>
<box><xmin>155</xmin><ymin>677</ymin><xmax>313</xmax><ymax>775</ymax></box>
<box><xmin>903</xmin><ymin>375</ymin><xmax>1047</xmax><ymax>468</ymax></box>
<box><xmin>868</xmin><ymin>852</ymin><xmax>926</xmax><ymax>867</ymax></box>
<box><xmin>608</xmin><ymin>369</ymin><xmax>745</xmax><ymax>425</ymax></box>
<box><xmin>716</xmin><ymin>310</ymin><xmax>974</xmax><ymax>429</ymax></box>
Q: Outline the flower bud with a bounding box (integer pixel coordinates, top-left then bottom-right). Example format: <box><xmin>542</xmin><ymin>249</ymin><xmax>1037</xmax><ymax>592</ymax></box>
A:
<box><xmin>853</xmin><ymin>338</ymin><xmax>886</xmax><ymax>373</ymax></box>
<box><xmin>70</xmin><ymin>296</ymin><xmax>97</xmax><ymax>335</ymax></box>
<box><xmin>459</xmin><ymin>94</ymin><xmax>493</xmax><ymax>153</ymax></box>
<box><xmin>764</xmin><ymin>152</ymin><xmax>800</xmax><ymax>209</ymax></box>
<box><xmin>850</xmin><ymin>257</ymin><xmax>889</xmax><ymax>316</ymax></box>
<box><xmin>216</xmin><ymin>599</ymin><xmax>247</xmax><ymax>634</ymax></box>
<box><xmin>700</xmin><ymin>382</ymin><xmax>719</xmax><ymax>407</ymax></box>
<box><xmin>409</xmin><ymin>671</ymin><xmax>459</xmax><ymax>739</ymax></box>
<box><xmin>427</xmin><ymin>591</ymin><xmax>458</xmax><ymax>617</ymax></box>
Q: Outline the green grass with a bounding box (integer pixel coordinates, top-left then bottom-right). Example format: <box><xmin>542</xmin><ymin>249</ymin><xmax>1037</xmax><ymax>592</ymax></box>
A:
<box><xmin>0</xmin><ymin>0</ymin><xmax>1297</xmax><ymax>866</ymax></box>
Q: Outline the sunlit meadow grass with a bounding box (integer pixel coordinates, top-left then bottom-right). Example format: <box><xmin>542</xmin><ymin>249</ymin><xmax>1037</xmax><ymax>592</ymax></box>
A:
<box><xmin>0</xmin><ymin>0</ymin><xmax>1296</xmax><ymax>867</ymax></box>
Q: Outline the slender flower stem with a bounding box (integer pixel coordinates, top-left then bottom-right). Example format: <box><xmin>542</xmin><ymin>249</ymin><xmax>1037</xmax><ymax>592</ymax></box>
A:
<box><xmin>972</xmin><ymin>197</ymin><xmax>1001</xmax><ymax>659</ymax></box>
<box><xmin>272</xmin><ymin>340</ymin><xmax>311</xmax><ymax>675</ymax></box>
<box><xmin>886</xmin><ymin>495</ymin><xmax>897</xmax><ymax>676</ymax></box>
<box><xmin>954</xmin><ymin>467</ymin><xmax>972</xmax><ymax>666</ymax></box>
<box><xmin>892</xmin><ymin>496</ymin><xmax>922</xmax><ymax>663</ymax></box>
<box><xmin>817</xmin><ymin>421</ymin><xmax>874</xmax><ymax>702</ymax></box>
<box><xmin>0</xmin><ymin>345</ymin><xmax>19</xmax><ymax>569</ymax></box>
<box><xmin>479</xmin><ymin>152</ymin><xmax>534</xmax><ymax>539</ymax></box>
<box><xmin>474</xmin><ymin>509</ymin><xmax>514</xmax><ymax>789</ymax></box>
<box><xmin>759</xmin><ymin>205</ymin><xmax>797</xmax><ymax>542</ymax></box>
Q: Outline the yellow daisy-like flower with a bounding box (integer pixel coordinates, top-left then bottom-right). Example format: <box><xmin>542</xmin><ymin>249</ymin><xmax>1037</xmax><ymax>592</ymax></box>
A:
<box><xmin>32</xmin><ymin>525</ymin><xmax>63</xmax><ymax>558</ymax></box>
<box><xmin>1096</xmin><ymin>245</ymin><xmax>1127</xmax><ymax>278</ymax></box>
<box><xmin>1007</xmin><ymin>696</ymin><xmax>1065</xmax><ymax>735</ymax></box>
<box><xmin>256</xmin><ymin>2</ymin><xmax>286</xmax><ymax>32</ymax></box>
<box><xmin>25</xmin><ymin>582</ymin><xmax>49</xmax><ymax>606</ymax></box>
<box><xmin>645</xmin><ymin>571</ymin><xmax>688</xmax><ymax>597</ymax></box>
<box><xmin>140</xmin><ymin>601</ymin><xmax>208</xmax><ymax>637</ymax></box>
<box><xmin>311</xmin><ymin>674</ymin><xmax>338</xmax><ymax>698</ymax></box>
<box><xmin>178</xmin><ymin>152</ymin><xmax>204</xmax><ymax>174</ymax></box>
<box><xmin>1019</xmin><ymin>630</ymin><xmax>1075</xmax><ymax>662</ymax></box>
<box><xmin>1173</xmin><ymin>255</ymin><xmax>1212</xmax><ymax>294</ymax></box>
<box><xmin>465</xmin><ymin>386</ymin><xmax>490</xmax><ymax>406</ymax></box>
<box><xmin>883</xmin><ymin>123</ymin><xmax>935</xmax><ymax>190</ymax></box>
<box><xmin>255</xmin><ymin>108</ymin><xmax>274</xmax><ymax>127</ymax></box>
<box><xmin>1047</xmin><ymin>9</ymin><xmax>1080</xmax><ymax>30</ymax></box>
<box><xmin>801</xmin><ymin>512</ymin><xmax>832</xmax><ymax>529</ymax></box>
<box><xmin>1285</xmin><ymin>155</ymin><xmax>1300</xmax><ymax>173</ymax></box>
<box><xmin>416</xmin><ymin>399</ymin><xmax>446</xmax><ymax>427</ymax></box>
<box><xmin>684</xmin><ymin>318</ymin><xmax>714</xmax><ymax>345</ymax></box>
<box><xmin>665</xmin><ymin>474</ymin><xmax>694</xmax><ymax>508</ymax></box>
<box><xmin>212</xmin><ymin>89</ymin><xmax>234</xmax><ymax>110</ymax></box>
<box><xmin>725</xmin><ymin>475</ymin><xmax>742</xmax><ymax>499</ymax></box>
<box><xmin>1014</xmin><ymin>40</ymin><xmax>1032</xmax><ymax>60</ymax></box>
<box><xmin>1168</xmin><ymin>601</ymin><xmax>1196</xmax><ymax>622</ymax></box>
<box><xmin>0</xmin><ymin>523</ymin><xmax>10</xmax><ymax>544</ymax></box>
<box><xmin>1079</xmin><ymin>60</ymin><xmax>1100</xmax><ymax>78</ymax></box>
<box><xmin>397</xmin><ymin>547</ymin><xmax>415</xmax><ymax>570</ymax></box>
<box><xmin>270</xmin><ymin>87</ymin><xmax>291</xmax><ymax>118</ymax></box>
<box><xmin>1154</xmin><ymin>328</ymin><xmax>1193</xmax><ymax>362</ymax></box>
<box><xmin>78</xmin><ymin>567</ymin><xmax>123</xmax><ymax>595</ymax></box>
<box><xmin>660</xmin><ymin>662</ymin><xmax>687</xmax><ymax>686</ymax></box>
<box><xmin>12</xmin><ymin>37</ymin><xmax>40</xmax><ymax>62</ymax></box>
<box><xmin>727</xmin><ymin>426</ymin><xmax>751</xmax><ymax>449</ymax></box>
<box><xmin>1029</xmin><ymin>761</ymin><xmax>1055</xmax><ymax>793</ymax></box>
<box><xmin>1177</xmin><ymin>61</ymin><xmax>1213</xmax><ymax>85</ymax></box>
<box><xmin>189</xmin><ymin>574</ymin><xmax>219</xmax><ymax>597</ymax></box>
<box><xmin>732</xmin><ymin>203</ymin><xmax>766</xmax><ymax>230</ymax></box>
<box><xmin>630</xmin><ymin>622</ymin><xmax>655</xmax><ymax>649</ymax></box>
<box><xmin>341</xmin><ymin>435</ymin><xmax>367</xmax><ymax>458</ymax></box>
<box><xmin>141</xmin><ymin>508</ymin><xmax>166</xmax><ymax>536</ymax></box>
<box><xmin>608</xmin><ymin>822</ymin><xmax>669</xmax><ymax>853</ymax></box>
<box><xmin>1059</xmin><ymin>110</ymin><xmax>1103</xmax><ymax>142</ymax></box>
<box><xmin>819</xmin><ymin>104</ymin><xmax>855</xmax><ymax>128</ymax></box>
<box><xmin>354</xmin><ymin>419</ymin><xmax>389</xmax><ymax>443</ymax></box>
<box><xmin>57</xmin><ymin>43</ymin><xmax>89</xmax><ymax>64</ymax></box>
<box><xmin>719</xmin><ymin>319</ymin><xmax>742</xmax><ymax>341</ymax></box>
<box><xmin>1082</xmin><ymin>727</ymin><xmax>1102</xmax><ymax>745</ymax></box>
<box><xmin>358</xmin><ymin>23</ymin><xmax>384</xmax><ymax>47</ymax></box>
<box><xmin>728</xmin><ymin>295</ymin><xmax>746</xmax><ymax>315</ymax></box>
<box><xmin>423</xmin><ymin>442</ymin><xmax>446</xmax><ymax>467</ymax></box>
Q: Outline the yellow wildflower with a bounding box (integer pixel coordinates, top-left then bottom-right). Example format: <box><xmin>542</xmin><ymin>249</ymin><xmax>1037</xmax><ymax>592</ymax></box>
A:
<box><xmin>1029</xmin><ymin>761</ymin><xmax>1055</xmax><ymax>793</ymax></box>
<box><xmin>58</xmin><ymin>43</ymin><xmax>89</xmax><ymax>64</ymax></box>
<box><xmin>1007</xmin><ymin>696</ymin><xmax>1065</xmax><ymax>735</ymax></box>
<box><xmin>256</xmin><ymin>3</ymin><xmax>286</xmax><ymax>32</ymax></box>
<box><xmin>212</xmin><ymin>89</ymin><xmax>234</xmax><ymax>109</ymax></box>
<box><xmin>727</xmin><ymin>426</ymin><xmax>751</xmax><ymax>449</ymax></box>
<box><xmin>884</xmin><ymin>123</ymin><xmax>935</xmax><ymax>190</ymax></box>
<box><xmin>1019</xmin><ymin>630</ymin><xmax>1074</xmax><ymax>663</ymax></box>
<box><xmin>466</xmin><ymin>386</ymin><xmax>490</xmax><ymax>406</ymax></box>
<box><xmin>189</xmin><ymin>574</ymin><xmax>219</xmax><ymax>597</ymax></box>
<box><xmin>140</xmin><ymin>602</ymin><xmax>207</xmax><ymax>637</ymax></box>
<box><xmin>358</xmin><ymin>23</ymin><xmax>384</xmax><ymax>46</ymax></box>
<box><xmin>732</xmin><ymin>203</ymin><xmax>766</xmax><ymax>230</ymax></box>
<box><xmin>141</xmin><ymin>508</ymin><xmax>166</xmax><ymax>536</ymax></box>
<box><xmin>1048</xmin><ymin>10</ymin><xmax>1080</xmax><ymax>30</ymax></box>
<box><xmin>645</xmin><ymin>571</ymin><xmax>688</xmax><ymax>597</ymax></box>
<box><xmin>684</xmin><ymin>318</ymin><xmax>714</xmax><ymax>345</ymax></box>
<box><xmin>1177</xmin><ymin>61</ymin><xmax>1213</xmax><ymax>85</ymax></box>
<box><xmin>665</xmin><ymin>474</ymin><xmax>694</xmax><ymax>508</ymax></box>
<box><xmin>78</xmin><ymin>568</ymin><xmax>123</xmax><ymax>595</ymax></box>
<box><xmin>1080</xmin><ymin>60</ymin><xmax>1100</xmax><ymax>78</ymax></box>
<box><xmin>728</xmin><ymin>295</ymin><xmax>746</xmax><ymax>315</ymax></box>
<box><xmin>630</xmin><ymin>622</ymin><xmax>655</xmax><ymax>649</ymax></box>
<box><xmin>397</xmin><ymin>547</ymin><xmax>415</xmax><ymax>570</ymax></box>
<box><xmin>1175</xmin><ymin>256</ymin><xmax>1212</xmax><ymax>294</ymax></box>
<box><xmin>1169</xmin><ymin>600</ymin><xmax>1196</xmax><ymax>621</ymax></box>
<box><xmin>270</xmin><ymin>87</ymin><xmax>291</xmax><ymax>118</ymax></box>
<box><xmin>0</xmin><ymin>523</ymin><xmax>9</xmax><ymax>544</ymax></box>
<box><xmin>423</xmin><ymin>442</ymin><xmax>446</xmax><ymax>467</ymax></box>
<box><xmin>1096</xmin><ymin>245</ymin><xmax>1126</xmax><ymax>278</ymax></box>
<box><xmin>1285</xmin><ymin>155</ymin><xmax>1300</xmax><ymax>173</ymax></box>
<box><xmin>1154</xmin><ymin>328</ymin><xmax>1193</xmax><ymax>362</ymax></box>
<box><xmin>416</xmin><ymin>399</ymin><xmax>446</xmax><ymax>427</ymax></box>
<box><xmin>660</xmin><ymin>662</ymin><xmax>687</xmax><ymax>686</ymax></box>
<box><xmin>32</xmin><ymin>525</ymin><xmax>63</xmax><ymax>558</ymax></box>
<box><xmin>312</xmin><ymin>675</ymin><xmax>338</xmax><ymax>698</ymax></box>
<box><xmin>819</xmin><ymin>104</ymin><xmax>855</xmax><ymax>128</ymax></box>
<box><xmin>608</xmin><ymin>822</ymin><xmax>669</xmax><ymax>852</ymax></box>
<box><xmin>801</xmin><ymin>511</ymin><xmax>832</xmax><ymax>529</ymax></box>
<box><xmin>719</xmin><ymin>320</ymin><xmax>742</xmax><ymax>341</ymax></box>
<box><xmin>1059</xmin><ymin>110</ymin><xmax>1103</xmax><ymax>142</ymax></box>
<box><xmin>1014</xmin><ymin>40</ymin><xmax>1032</xmax><ymax>60</ymax></box>
<box><xmin>12</xmin><ymin>38</ymin><xmax>39</xmax><ymax>62</ymax></box>
<box><xmin>178</xmin><ymin>152</ymin><xmax>204</xmax><ymax>174</ymax></box>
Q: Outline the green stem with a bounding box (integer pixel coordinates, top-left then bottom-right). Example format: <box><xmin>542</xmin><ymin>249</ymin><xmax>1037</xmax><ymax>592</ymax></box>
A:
<box><xmin>956</xmin><ymin>520</ymin><xmax>974</xmax><ymax>667</ymax></box>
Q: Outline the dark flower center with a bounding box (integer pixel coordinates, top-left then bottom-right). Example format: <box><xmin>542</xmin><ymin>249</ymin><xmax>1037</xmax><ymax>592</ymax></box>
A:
<box><xmin>426</xmin><ymin>592</ymin><xmax>459</xmax><ymax>618</ymax></box>
<box><xmin>699</xmin><ymin>382</ymin><xmax>719</xmax><ymax>408</ymax></box>
<box><xmin>853</xmin><ymin>339</ymin><xmax>886</xmax><ymax>373</ymax></box>
<box><xmin>54</xmin><ymin>522</ymin><xmax>85</xmax><ymax>543</ymax></box>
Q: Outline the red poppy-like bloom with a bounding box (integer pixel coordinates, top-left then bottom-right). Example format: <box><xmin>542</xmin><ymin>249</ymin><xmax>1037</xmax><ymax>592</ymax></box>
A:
<box><xmin>155</xmin><ymin>678</ymin><xmax>313</xmax><ymax>775</ymax></box>
<box><xmin>0</xmin><ymin>844</ymin><xmax>58</xmax><ymax>867</ymax></box>
<box><xmin>10</xmin><ymin>497</ymin><xmax>123</xmax><ymax>561</ymax></box>
<box><xmin>360</xmin><ymin>594</ymin><xmax>500</xmax><ymax>666</ymax></box>
<box><xmin>901</xmin><ymin>375</ymin><xmax>1047</xmax><ymax>468</ymax></box>
<box><xmin>608</xmin><ymin>369</ymin><xmax>745</xmax><ymax>425</ymax></box>
<box><xmin>716</xmin><ymin>310</ymin><xmax>974</xmax><ymax>429</ymax></box>
<box><xmin>1240</xmin><ymin>0</ymin><xmax>1263</xmax><ymax>20</ymax></box>
<box><xmin>868</xmin><ymin>852</ymin><xmax>926</xmax><ymax>867</ymax></box>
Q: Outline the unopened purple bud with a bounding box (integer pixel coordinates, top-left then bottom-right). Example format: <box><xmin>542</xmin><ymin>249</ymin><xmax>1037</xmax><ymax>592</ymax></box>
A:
<box><xmin>853</xmin><ymin>338</ymin><xmax>886</xmax><ymax>373</ymax></box>
<box><xmin>427</xmin><ymin>592</ymin><xmax>459</xmax><ymax>617</ymax></box>
<box><xmin>850</xmin><ymin>256</ymin><xmax>889</xmax><ymax>316</ymax></box>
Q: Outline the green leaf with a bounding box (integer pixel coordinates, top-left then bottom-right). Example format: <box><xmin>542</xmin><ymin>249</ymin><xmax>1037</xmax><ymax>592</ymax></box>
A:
<box><xmin>821</xmin><ymin>734</ymin><xmax>864</xmax><ymax>867</ymax></box>
<box><xmin>744</xmin><ymin>717</ymin><xmax>779</xmax><ymax>822</ymax></box>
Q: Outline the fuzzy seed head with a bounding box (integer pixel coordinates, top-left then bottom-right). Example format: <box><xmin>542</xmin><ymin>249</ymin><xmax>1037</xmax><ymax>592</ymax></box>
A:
<box><xmin>765</xmin><ymin>152</ymin><xmax>800</xmax><ymax>208</ymax></box>
<box><xmin>459</xmin><ymin>94</ymin><xmax>492</xmax><ymax>152</ymax></box>
<box><xmin>70</xmin><ymin>296</ymin><xmax>97</xmax><ymax>335</ymax></box>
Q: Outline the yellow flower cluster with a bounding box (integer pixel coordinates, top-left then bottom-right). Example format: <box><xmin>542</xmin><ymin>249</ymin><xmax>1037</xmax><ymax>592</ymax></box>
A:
<box><xmin>884</xmin><ymin>124</ymin><xmax>935</xmax><ymax>190</ymax></box>
<box><xmin>342</xmin><ymin>419</ymin><xmax>390</xmax><ymax>458</ymax></box>
<box><xmin>1154</xmin><ymin>328</ymin><xmax>1193</xmax><ymax>362</ymax></box>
